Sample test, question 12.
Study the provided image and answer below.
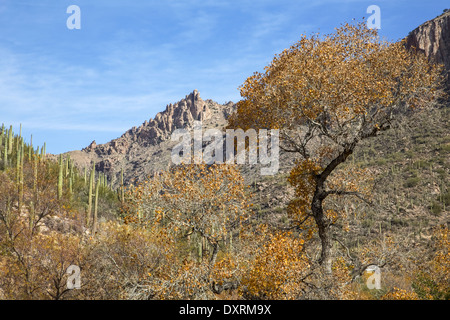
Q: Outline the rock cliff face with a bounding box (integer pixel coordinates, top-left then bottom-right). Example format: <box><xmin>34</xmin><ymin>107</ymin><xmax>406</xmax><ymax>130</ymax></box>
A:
<box><xmin>406</xmin><ymin>10</ymin><xmax>450</xmax><ymax>87</ymax></box>
<box><xmin>67</xmin><ymin>90</ymin><xmax>235</xmax><ymax>186</ymax></box>
<box><xmin>83</xmin><ymin>89</ymin><xmax>212</xmax><ymax>155</ymax></box>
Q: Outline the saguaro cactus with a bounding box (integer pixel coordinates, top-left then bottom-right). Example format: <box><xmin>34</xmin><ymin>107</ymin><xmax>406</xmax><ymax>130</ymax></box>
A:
<box><xmin>28</xmin><ymin>134</ymin><xmax>33</xmax><ymax>161</ymax></box>
<box><xmin>0</xmin><ymin>124</ymin><xmax>3</xmax><ymax>153</ymax></box>
<box><xmin>58</xmin><ymin>155</ymin><xmax>64</xmax><ymax>200</ymax></box>
<box><xmin>3</xmin><ymin>134</ymin><xmax>7</xmax><ymax>167</ymax></box>
<box><xmin>8</xmin><ymin>125</ymin><xmax>13</xmax><ymax>155</ymax></box>
<box><xmin>120</xmin><ymin>168</ymin><xmax>125</xmax><ymax>203</ymax></box>
<box><xmin>65</xmin><ymin>155</ymin><xmax>70</xmax><ymax>178</ymax></box>
<box><xmin>18</xmin><ymin>140</ymin><xmax>24</xmax><ymax>210</ymax></box>
<box><xmin>69</xmin><ymin>176</ymin><xmax>73</xmax><ymax>198</ymax></box>
<box><xmin>92</xmin><ymin>179</ymin><xmax>100</xmax><ymax>234</ymax></box>
<box><xmin>33</xmin><ymin>153</ymin><xmax>38</xmax><ymax>194</ymax></box>
<box><xmin>16</xmin><ymin>138</ymin><xmax>22</xmax><ymax>183</ymax></box>
<box><xmin>87</xmin><ymin>162</ymin><xmax>95</xmax><ymax>227</ymax></box>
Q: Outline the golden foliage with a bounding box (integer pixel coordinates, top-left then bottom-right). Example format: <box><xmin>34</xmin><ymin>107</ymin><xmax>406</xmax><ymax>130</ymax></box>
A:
<box><xmin>119</xmin><ymin>163</ymin><xmax>253</xmax><ymax>299</ymax></box>
<box><xmin>123</xmin><ymin>163</ymin><xmax>251</xmax><ymax>251</ymax></box>
<box><xmin>229</xmin><ymin>21</ymin><xmax>444</xmax><ymax>133</ymax></box>
<box><xmin>330</xmin><ymin>257</ymin><xmax>358</xmax><ymax>300</ymax></box>
<box><xmin>241</xmin><ymin>230</ymin><xmax>310</xmax><ymax>299</ymax></box>
<box><xmin>382</xmin><ymin>287</ymin><xmax>419</xmax><ymax>300</ymax></box>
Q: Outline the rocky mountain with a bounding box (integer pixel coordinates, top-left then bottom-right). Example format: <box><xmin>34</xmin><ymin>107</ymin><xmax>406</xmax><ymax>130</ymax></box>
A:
<box><xmin>65</xmin><ymin>90</ymin><xmax>236</xmax><ymax>186</ymax></box>
<box><xmin>406</xmin><ymin>9</ymin><xmax>450</xmax><ymax>88</ymax></box>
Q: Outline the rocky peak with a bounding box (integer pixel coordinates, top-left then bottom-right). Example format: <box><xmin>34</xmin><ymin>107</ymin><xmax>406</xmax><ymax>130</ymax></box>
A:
<box><xmin>87</xmin><ymin>90</ymin><xmax>214</xmax><ymax>156</ymax></box>
<box><xmin>122</xmin><ymin>89</ymin><xmax>212</xmax><ymax>148</ymax></box>
<box><xmin>72</xmin><ymin>90</ymin><xmax>233</xmax><ymax>185</ymax></box>
<box><xmin>82</xmin><ymin>140</ymin><xmax>97</xmax><ymax>152</ymax></box>
<box><xmin>406</xmin><ymin>10</ymin><xmax>450</xmax><ymax>88</ymax></box>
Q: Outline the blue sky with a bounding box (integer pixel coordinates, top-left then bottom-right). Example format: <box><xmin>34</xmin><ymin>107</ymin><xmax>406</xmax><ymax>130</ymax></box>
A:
<box><xmin>0</xmin><ymin>0</ymin><xmax>447</xmax><ymax>154</ymax></box>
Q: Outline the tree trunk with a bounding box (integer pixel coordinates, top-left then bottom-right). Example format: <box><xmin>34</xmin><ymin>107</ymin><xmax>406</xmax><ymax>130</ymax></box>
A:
<box><xmin>317</xmin><ymin>218</ymin><xmax>332</xmax><ymax>273</ymax></box>
<box><xmin>311</xmin><ymin>146</ymin><xmax>355</xmax><ymax>274</ymax></box>
<box><xmin>312</xmin><ymin>189</ymin><xmax>332</xmax><ymax>274</ymax></box>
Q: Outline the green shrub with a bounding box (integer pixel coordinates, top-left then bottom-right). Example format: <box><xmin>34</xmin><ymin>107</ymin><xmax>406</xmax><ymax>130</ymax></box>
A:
<box><xmin>404</xmin><ymin>177</ymin><xmax>420</xmax><ymax>188</ymax></box>
<box><xmin>442</xmin><ymin>191</ymin><xmax>450</xmax><ymax>207</ymax></box>
<box><xmin>430</xmin><ymin>201</ymin><xmax>442</xmax><ymax>216</ymax></box>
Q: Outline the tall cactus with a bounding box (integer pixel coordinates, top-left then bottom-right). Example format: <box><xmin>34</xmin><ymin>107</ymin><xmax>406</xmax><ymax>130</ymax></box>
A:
<box><xmin>58</xmin><ymin>154</ymin><xmax>63</xmax><ymax>200</ymax></box>
<box><xmin>33</xmin><ymin>153</ymin><xmax>38</xmax><ymax>194</ymax></box>
<box><xmin>65</xmin><ymin>155</ymin><xmax>70</xmax><ymax>178</ymax></box>
<box><xmin>87</xmin><ymin>162</ymin><xmax>95</xmax><ymax>227</ymax></box>
<box><xmin>8</xmin><ymin>126</ymin><xmax>13</xmax><ymax>155</ymax></box>
<box><xmin>69</xmin><ymin>176</ymin><xmax>73</xmax><ymax>198</ymax></box>
<box><xmin>29</xmin><ymin>201</ymin><xmax>35</xmax><ymax>230</ymax></box>
<box><xmin>68</xmin><ymin>159</ymin><xmax>74</xmax><ymax>197</ymax></box>
<box><xmin>16</xmin><ymin>138</ymin><xmax>21</xmax><ymax>183</ymax></box>
<box><xmin>92</xmin><ymin>179</ymin><xmax>99</xmax><ymax>234</ymax></box>
<box><xmin>0</xmin><ymin>124</ymin><xmax>3</xmax><ymax>154</ymax></box>
<box><xmin>3</xmin><ymin>132</ymin><xmax>7</xmax><ymax>167</ymax></box>
<box><xmin>120</xmin><ymin>168</ymin><xmax>125</xmax><ymax>203</ymax></box>
<box><xmin>98</xmin><ymin>173</ymin><xmax>103</xmax><ymax>195</ymax></box>
<box><xmin>28</xmin><ymin>134</ymin><xmax>33</xmax><ymax>161</ymax></box>
<box><xmin>18</xmin><ymin>140</ymin><xmax>24</xmax><ymax>211</ymax></box>
<box><xmin>69</xmin><ymin>159</ymin><xmax>74</xmax><ymax>178</ymax></box>
<box><xmin>40</xmin><ymin>142</ymin><xmax>46</xmax><ymax>157</ymax></box>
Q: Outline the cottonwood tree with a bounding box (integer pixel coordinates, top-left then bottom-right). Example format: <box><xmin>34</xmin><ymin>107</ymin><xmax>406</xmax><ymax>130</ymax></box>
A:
<box><xmin>228</xmin><ymin>21</ymin><xmax>445</xmax><ymax>272</ymax></box>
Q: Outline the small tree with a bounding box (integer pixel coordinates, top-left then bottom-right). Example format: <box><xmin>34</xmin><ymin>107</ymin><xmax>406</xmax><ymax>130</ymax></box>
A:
<box><xmin>122</xmin><ymin>163</ymin><xmax>252</xmax><ymax>298</ymax></box>
<box><xmin>228</xmin><ymin>21</ymin><xmax>445</xmax><ymax>272</ymax></box>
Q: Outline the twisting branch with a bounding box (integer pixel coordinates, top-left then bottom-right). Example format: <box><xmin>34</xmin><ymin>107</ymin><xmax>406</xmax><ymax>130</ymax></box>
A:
<box><xmin>324</xmin><ymin>190</ymin><xmax>373</xmax><ymax>206</ymax></box>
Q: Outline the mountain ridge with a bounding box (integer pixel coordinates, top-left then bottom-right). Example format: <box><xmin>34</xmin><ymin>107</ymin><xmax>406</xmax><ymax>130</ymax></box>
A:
<box><xmin>64</xmin><ymin>90</ymin><xmax>236</xmax><ymax>186</ymax></box>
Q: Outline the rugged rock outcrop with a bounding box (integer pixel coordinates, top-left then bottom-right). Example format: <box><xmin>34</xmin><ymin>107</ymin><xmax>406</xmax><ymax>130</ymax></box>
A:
<box><xmin>406</xmin><ymin>10</ymin><xmax>450</xmax><ymax>88</ymax></box>
<box><xmin>89</xmin><ymin>90</ymin><xmax>213</xmax><ymax>156</ymax></box>
<box><xmin>134</xmin><ymin>89</ymin><xmax>212</xmax><ymax>146</ymax></box>
<box><xmin>67</xmin><ymin>90</ymin><xmax>235</xmax><ymax>186</ymax></box>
